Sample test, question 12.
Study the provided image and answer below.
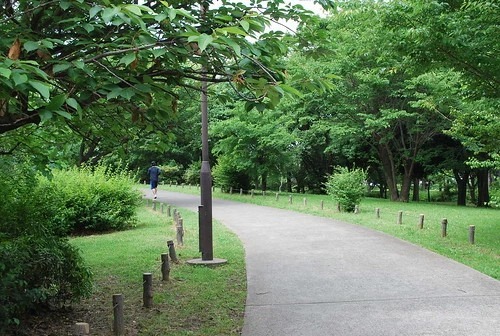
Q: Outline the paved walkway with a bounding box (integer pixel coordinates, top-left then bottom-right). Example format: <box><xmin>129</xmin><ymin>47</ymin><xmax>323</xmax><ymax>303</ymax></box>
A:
<box><xmin>151</xmin><ymin>190</ymin><xmax>500</xmax><ymax>336</ymax></box>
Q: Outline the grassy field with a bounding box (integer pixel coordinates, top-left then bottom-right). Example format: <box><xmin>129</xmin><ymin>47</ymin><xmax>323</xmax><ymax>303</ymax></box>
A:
<box><xmin>160</xmin><ymin>184</ymin><xmax>500</xmax><ymax>280</ymax></box>
<box><xmin>70</xmin><ymin>204</ymin><xmax>246</xmax><ymax>335</ymax></box>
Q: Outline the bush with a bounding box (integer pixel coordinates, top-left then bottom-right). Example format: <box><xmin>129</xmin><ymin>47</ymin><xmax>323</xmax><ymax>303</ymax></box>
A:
<box><xmin>0</xmin><ymin>157</ymin><xmax>92</xmax><ymax>332</ymax></box>
<box><xmin>489</xmin><ymin>179</ymin><xmax>500</xmax><ymax>209</ymax></box>
<box><xmin>38</xmin><ymin>165</ymin><xmax>142</xmax><ymax>234</ymax></box>
<box><xmin>324</xmin><ymin>166</ymin><xmax>367</xmax><ymax>212</ymax></box>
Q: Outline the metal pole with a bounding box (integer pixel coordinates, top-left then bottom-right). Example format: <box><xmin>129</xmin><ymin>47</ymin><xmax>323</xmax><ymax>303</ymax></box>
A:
<box><xmin>199</xmin><ymin>1</ymin><xmax>213</xmax><ymax>261</ymax></box>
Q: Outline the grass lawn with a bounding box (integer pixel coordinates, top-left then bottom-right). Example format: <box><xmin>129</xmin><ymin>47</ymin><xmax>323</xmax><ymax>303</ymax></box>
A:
<box><xmin>160</xmin><ymin>184</ymin><xmax>500</xmax><ymax>280</ymax></box>
<box><xmin>70</xmin><ymin>204</ymin><xmax>246</xmax><ymax>335</ymax></box>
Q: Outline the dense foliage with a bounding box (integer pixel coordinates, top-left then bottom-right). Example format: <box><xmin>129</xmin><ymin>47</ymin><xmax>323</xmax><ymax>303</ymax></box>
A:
<box><xmin>0</xmin><ymin>158</ymin><xmax>92</xmax><ymax>331</ymax></box>
<box><xmin>324</xmin><ymin>166</ymin><xmax>367</xmax><ymax>212</ymax></box>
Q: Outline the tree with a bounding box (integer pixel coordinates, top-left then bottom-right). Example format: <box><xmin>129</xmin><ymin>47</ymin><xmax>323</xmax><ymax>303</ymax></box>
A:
<box><xmin>1</xmin><ymin>0</ymin><xmax>333</xmax><ymax>136</ymax></box>
<box><xmin>294</xmin><ymin>1</ymin><xmax>463</xmax><ymax>202</ymax></box>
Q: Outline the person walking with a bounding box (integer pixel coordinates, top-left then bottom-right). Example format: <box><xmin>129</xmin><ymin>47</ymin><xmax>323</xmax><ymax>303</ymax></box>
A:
<box><xmin>148</xmin><ymin>161</ymin><xmax>161</xmax><ymax>199</ymax></box>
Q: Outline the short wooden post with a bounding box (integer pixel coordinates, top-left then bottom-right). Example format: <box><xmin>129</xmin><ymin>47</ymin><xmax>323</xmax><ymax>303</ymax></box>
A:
<box><xmin>167</xmin><ymin>240</ymin><xmax>178</xmax><ymax>263</ymax></box>
<box><xmin>112</xmin><ymin>294</ymin><xmax>124</xmax><ymax>336</ymax></box>
<box><xmin>337</xmin><ymin>202</ymin><xmax>341</xmax><ymax>212</ymax></box>
<box><xmin>376</xmin><ymin>208</ymin><xmax>380</xmax><ymax>218</ymax></box>
<box><xmin>321</xmin><ymin>200</ymin><xmax>324</xmax><ymax>210</ymax></box>
<box><xmin>262</xmin><ymin>190</ymin><xmax>265</xmax><ymax>196</ymax></box>
<box><xmin>397</xmin><ymin>211</ymin><xmax>403</xmax><ymax>225</ymax></box>
<box><xmin>354</xmin><ymin>205</ymin><xmax>359</xmax><ymax>214</ymax></box>
<box><xmin>469</xmin><ymin>225</ymin><xmax>475</xmax><ymax>244</ymax></box>
<box><xmin>161</xmin><ymin>203</ymin><xmax>164</xmax><ymax>214</ymax></box>
<box><xmin>276</xmin><ymin>193</ymin><xmax>279</xmax><ymax>201</ymax></box>
<box><xmin>173</xmin><ymin>209</ymin><xmax>178</xmax><ymax>221</ymax></box>
<box><xmin>240</xmin><ymin>188</ymin><xmax>243</xmax><ymax>195</ymax></box>
<box><xmin>230</xmin><ymin>187</ymin><xmax>233</xmax><ymax>194</ymax></box>
<box><xmin>418</xmin><ymin>214</ymin><xmax>424</xmax><ymax>229</ymax></box>
<box><xmin>289</xmin><ymin>195</ymin><xmax>292</xmax><ymax>204</ymax></box>
<box><xmin>153</xmin><ymin>201</ymin><xmax>157</xmax><ymax>211</ymax></box>
<box><xmin>167</xmin><ymin>205</ymin><xmax>171</xmax><ymax>217</ymax></box>
<box><xmin>161</xmin><ymin>253</ymin><xmax>170</xmax><ymax>281</ymax></box>
<box><xmin>251</xmin><ymin>189</ymin><xmax>254</xmax><ymax>198</ymax></box>
<box><xmin>73</xmin><ymin>322</ymin><xmax>90</xmax><ymax>336</ymax></box>
<box><xmin>441</xmin><ymin>218</ymin><xmax>448</xmax><ymax>237</ymax></box>
<box><xmin>176</xmin><ymin>218</ymin><xmax>184</xmax><ymax>246</ymax></box>
<box><xmin>143</xmin><ymin>273</ymin><xmax>153</xmax><ymax>308</ymax></box>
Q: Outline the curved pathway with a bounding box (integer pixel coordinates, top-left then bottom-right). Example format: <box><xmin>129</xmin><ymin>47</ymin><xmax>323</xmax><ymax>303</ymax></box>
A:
<box><xmin>153</xmin><ymin>190</ymin><xmax>499</xmax><ymax>336</ymax></box>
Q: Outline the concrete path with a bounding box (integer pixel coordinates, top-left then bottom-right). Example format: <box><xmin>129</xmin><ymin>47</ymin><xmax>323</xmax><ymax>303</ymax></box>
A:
<box><xmin>152</xmin><ymin>190</ymin><xmax>500</xmax><ymax>336</ymax></box>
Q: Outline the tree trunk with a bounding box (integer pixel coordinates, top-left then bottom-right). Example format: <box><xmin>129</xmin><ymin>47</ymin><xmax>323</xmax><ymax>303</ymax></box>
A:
<box><xmin>261</xmin><ymin>172</ymin><xmax>267</xmax><ymax>192</ymax></box>
<box><xmin>377</xmin><ymin>143</ymin><xmax>399</xmax><ymax>201</ymax></box>
<box><xmin>286</xmin><ymin>174</ymin><xmax>292</xmax><ymax>193</ymax></box>
<box><xmin>453</xmin><ymin>169</ymin><xmax>469</xmax><ymax>206</ymax></box>
<box><xmin>400</xmin><ymin>159</ymin><xmax>415</xmax><ymax>202</ymax></box>
<box><xmin>476</xmin><ymin>168</ymin><xmax>490</xmax><ymax>207</ymax></box>
<box><xmin>412</xmin><ymin>178</ymin><xmax>420</xmax><ymax>201</ymax></box>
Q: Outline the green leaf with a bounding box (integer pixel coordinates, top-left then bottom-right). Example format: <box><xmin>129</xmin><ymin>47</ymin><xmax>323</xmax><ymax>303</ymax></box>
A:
<box><xmin>28</xmin><ymin>80</ymin><xmax>50</xmax><ymax>100</ymax></box>
<box><xmin>218</xmin><ymin>37</ymin><xmax>241</xmax><ymax>56</ymax></box>
<box><xmin>107</xmin><ymin>87</ymin><xmax>122</xmax><ymax>100</ymax></box>
<box><xmin>53</xmin><ymin>63</ymin><xmax>71</xmax><ymax>74</ymax></box>
<box><xmin>279</xmin><ymin>84</ymin><xmax>304</xmax><ymax>98</ymax></box>
<box><xmin>89</xmin><ymin>6</ymin><xmax>101</xmax><ymax>19</ymax></box>
<box><xmin>198</xmin><ymin>34</ymin><xmax>213</xmax><ymax>52</ymax></box>
<box><xmin>124</xmin><ymin>4</ymin><xmax>142</xmax><ymax>16</ymax></box>
<box><xmin>54</xmin><ymin>110</ymin><xmax>73</xmax><ymax>119</ymax></box>
<box><xmin>240</xmin><ymin>20</ymin><xmax>250</xmax><ymax>32</ymax></box>
<box><xmin>82</xmin><ymin>23</ymin><xmax>94</xmax><ymax>33</ymax></box>
<box><xmin>39</xmin><ymin>109</ymin><xmax>53</xmax><ymax>122</ymax></box>
<box><xmin>217</xmin><ymin>27</ymin><xmax>247</xmax><ymax>36</ymax></box>
<box><xmin>23</xmin><ymin>41</ymin><xmax>39</xmax><ymax>52</ymax></box>
<box><xmin>59</xmin><ymin>1</ymin><xmax>71</xmax><ymax>10</ymax></box>
<box><xmin>0</xmin><ymin>68</ymin><xmax>11</xmax><ymax>79</ymax></box>
<box><xmin>12</xmin><ymin>72</ymin><xmax>28</xmax><ymax>86</ymax></box>
<box><xmin>46</xmin><ymin>94</ymin><xmax>67</xmax><ymax>110</ymax></box>
<box><xmin>119</xmin><ymin>53</ymin><xmax>136</xmax><ymax>66</ymax></box>
<box><xmin>66</xmin><ymin>97</ymin><xmax>81</xmax><ymax>111</ymax></box>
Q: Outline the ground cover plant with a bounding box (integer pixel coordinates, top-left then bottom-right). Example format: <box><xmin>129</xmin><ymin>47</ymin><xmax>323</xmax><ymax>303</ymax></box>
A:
<box><xmin>161</xmin><ymin>184</ymin><xmax>500</xmax><ymax>280</ymax></box>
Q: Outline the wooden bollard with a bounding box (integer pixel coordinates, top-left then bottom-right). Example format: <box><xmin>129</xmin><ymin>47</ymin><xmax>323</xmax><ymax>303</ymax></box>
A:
<box><xmin>337</xmin><ymin>202</ymin><xmax>341</xmax><ymax>212</ymax></box>
<box><xmin>289</xmin><ymin>195</ymin><xmax>292</xmax><ymax>204</ymax></box>
<box><xmin>251</xmin><ymin>190</ymin><xmax>254</xmax><ymax>198</ymax></box>
<box><xmin>469</xmin><ymin>225</ymin><xmax>475</xmax><ymax>244</ymax></box>
<box><xmin>262</xmin><ymin>190</ymin><xmax>266</xmax><ymax>196</ymax></box>
<box><xmin>321</xmin><ymin>200</ymin><xmax>324</xmax><ymax>210</ymax></box>
<box><xmin>176</xmin><ymin>218</ymin><xmax>184</xmax><ymax>246</ymax></box>
<box><xmin>173</xmin><ymin>209</ymin><xmax>178</xmax><ymax>221</ymax></box>
<box><xmin>167</xmin><ymin>205</ymin><xmax>171</xmax><ymax>217</ymax></box>
<box><xmin>418</xmin><ymin>214</ymin><xmax>424</xmax><ymax>229</ymax></box>
<box><xmin>376</xmin><ymin>208</ymin><xmax>380</xmax><ymax>218</ymax></box>
<box><xmin>276</xmin><ymin>193</ymin><xmax>279</xmax><ymax>201</ymax></box>
<box><xmin>112</xmin><ymin>294</ymin><xmax>124</xmax><ymax>335</ymax></box>
<box><xmin>161</xmin><ymin>253</ymin><xmax>170</xmax><ymax>281</ymax></box>
<box><xmin>143</xmin><ymin>273</ymin><xmax>153</xmax><ymax>308</ymax></box>
<box><xmin>397</xmin><ymin>211</ymin><xmax>403</xmax><ymax>225</ymax></box>
<box><xmin>161</xmin><ymin>203</ymin><xmax>164</xmax><ymax>214</ymax></box>
<box><xmin>74</xmin><ymin>322</ymin><xmax>90</xmax><ymax>336</ymax></box>
<box><xmin>240</xmin><ymin>188</ymin><xmax>243</xmax><ymax>195</ymax></box>
<box><xmin>441</xmin><ymin>218</ymin><xmax>448</xmax><ymax>237</ymax></box>
<box><xmin>153</xmin><ymin>201</ymin><xmax>157</xmax><ymax>211</ymax></box>
<box><xmin>167</xmin><ymin>240</ymin><xmax>178</xmax><ymax>263</ymax></box>
<box><xmin>230</xmin><ymin>187</ymin><xmax>233</xmax><ymax>194</ymax></box>
<box><xmin>303</xmin><ymin>198</ymin><xmax>307</xmax><ymax>206</ymax></box>
<box><xmin>354</xmin><ymin>205</ymin><xmax>359</xmax><ymax>214</ymax></box>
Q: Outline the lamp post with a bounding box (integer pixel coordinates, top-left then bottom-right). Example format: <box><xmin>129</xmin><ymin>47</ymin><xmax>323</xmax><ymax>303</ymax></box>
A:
<box><xmin>187</xmin><ymin>1</ymin><xmax>226</xmax><ymax>266</ymax></box>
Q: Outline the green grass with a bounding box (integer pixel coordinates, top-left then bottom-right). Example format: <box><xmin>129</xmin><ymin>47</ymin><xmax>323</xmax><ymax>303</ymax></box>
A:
<box><xmin>70</xmin><ymin>203</ymin><xmax>246</xmax><ymax>335</ymax></box>
<box><xmin>159</xmin><ymin>183</ymin><xmax>500</xmax><ymax>280</ymax></box>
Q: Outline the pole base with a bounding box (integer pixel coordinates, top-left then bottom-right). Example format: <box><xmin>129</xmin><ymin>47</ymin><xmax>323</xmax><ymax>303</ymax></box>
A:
<box><xmin>186</xmin><ymin>258</ymin><xmax>227</xmax><ymax>266</ymax></box>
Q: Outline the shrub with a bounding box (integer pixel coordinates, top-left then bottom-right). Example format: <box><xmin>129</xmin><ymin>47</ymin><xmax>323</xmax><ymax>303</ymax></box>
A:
<box><xmin>324</xmin><ymin>166</ymin><xmax>367</xmax><ymax>212</ymax></box>
<box><xmin>0</xmin><ymin>157</ymin><xmax>92</xmax><ymax>332</ymax></box>
<box><xmin>38</xmin><ymin>165</ymin><xmax>142</xmax><ymax>234</ymax></box>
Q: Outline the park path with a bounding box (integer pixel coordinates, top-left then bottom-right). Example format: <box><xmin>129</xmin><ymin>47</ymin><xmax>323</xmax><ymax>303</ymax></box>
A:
<box><xmin>151</xmin><ymin>190</ymin><xmax>500</xmax><ymax>336</ymax></box>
